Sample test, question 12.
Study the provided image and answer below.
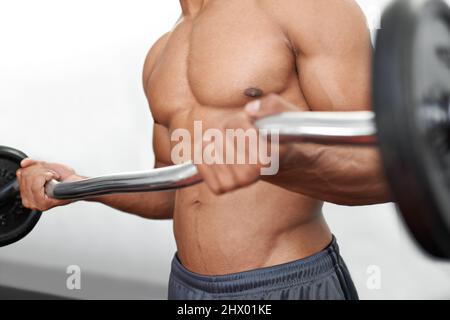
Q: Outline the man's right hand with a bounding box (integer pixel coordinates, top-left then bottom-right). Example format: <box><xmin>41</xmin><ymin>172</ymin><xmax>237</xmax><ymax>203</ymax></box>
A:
<box><xmin>16</xmin><ymin>159</ymin><xmax>82</xmax><ymax>211</ymax></box>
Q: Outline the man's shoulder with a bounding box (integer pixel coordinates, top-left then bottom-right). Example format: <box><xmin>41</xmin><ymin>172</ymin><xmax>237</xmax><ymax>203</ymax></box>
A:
<box><xmin>142</xmin><ymin>32</ymin><xmax>171</xmax><ymax>90</ymax></box>
<box><xmin>145</xmin><ymin>32</ymin><xmax>171</xmax><ymax>68</ymax></box>
<box><xmin>259</xmin><ymin>0</ymin><xmax>368</xmax><ymax>54</ymax></box>
<box><xmin>259</xmin><ymin>0</ymin><xmax>366</xmax><ymax>32</ymax></box>
<box><xmin>259</xmin><ymin>0</ymin><xmax>363</xmax><ymax>16</ymax></box>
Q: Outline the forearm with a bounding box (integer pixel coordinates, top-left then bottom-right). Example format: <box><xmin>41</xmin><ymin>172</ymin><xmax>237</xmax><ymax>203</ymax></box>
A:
<box><xmin>265</xmin><ymin>144</ymin><xmax>391</xmax><ymax>206</ymax></box>
<box><xmin>88</xmin><ymin>190</ymin><xmax>175</xmax><ymax>220</ymax></box>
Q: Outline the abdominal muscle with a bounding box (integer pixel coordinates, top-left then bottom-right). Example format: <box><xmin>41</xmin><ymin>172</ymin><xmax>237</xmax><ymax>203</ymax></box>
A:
<box><xmin>172</xmin><ymin>181</ymin><xmax>332</xmax><ymax>276</ymax></box>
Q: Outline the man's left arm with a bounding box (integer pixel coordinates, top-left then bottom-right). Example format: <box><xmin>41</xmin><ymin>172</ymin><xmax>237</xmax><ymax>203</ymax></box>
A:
<box><xmin>258</xmin><ymin>0</ymin><xmax>390</xmax><ymax>205</ymax></box>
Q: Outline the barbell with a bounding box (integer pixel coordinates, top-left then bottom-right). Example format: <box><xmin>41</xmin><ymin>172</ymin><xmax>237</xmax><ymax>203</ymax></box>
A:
<box><xmin>1</xmin><ymin>0</ymin><xmax>449</xmax><ymax>259</ymax></box>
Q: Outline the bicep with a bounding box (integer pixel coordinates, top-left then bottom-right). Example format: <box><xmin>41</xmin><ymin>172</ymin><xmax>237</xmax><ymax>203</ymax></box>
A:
<box><xmin>284</xmin><ymin>0</ymin><xmax>372</xmax><ymax>111</ymax></box>
<box><xmin>297</xmin><ymin>49</ymin><xmax>372</xmax><ymax>111</ymax></box>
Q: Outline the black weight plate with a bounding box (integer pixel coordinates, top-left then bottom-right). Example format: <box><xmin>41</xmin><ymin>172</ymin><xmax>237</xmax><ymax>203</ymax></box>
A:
<box><xmin>0</xmin><ymin>146</ymin><xmax>41</xmax><ymax>247</ymax></box>
<box><xmin>374</xmin><ymin>0</ymin><xmax>450</xmax><ymax>258</ymax></box>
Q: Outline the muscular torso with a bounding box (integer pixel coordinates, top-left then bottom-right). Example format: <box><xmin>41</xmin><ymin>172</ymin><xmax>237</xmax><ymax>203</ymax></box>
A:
<box><xmin>144</xmin><ymin>0</ymin><xmax>332</xmax><ymax>275</ymax></box>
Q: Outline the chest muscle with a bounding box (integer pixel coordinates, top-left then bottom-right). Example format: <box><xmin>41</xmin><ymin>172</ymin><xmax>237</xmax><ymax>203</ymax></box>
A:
<box><xmin>146</xmin><ymin>2</ymin><xmax>295</xmax><ymax>127</ymax></box>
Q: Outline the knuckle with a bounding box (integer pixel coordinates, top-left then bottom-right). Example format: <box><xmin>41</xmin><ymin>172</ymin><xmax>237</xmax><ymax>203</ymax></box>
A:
<box><xmin>21</xmin><ymin>170</ymin><xmax>29</xmax><ymax>178</ymax></box>
<box><xmin>21</xmin><ymin>200</ymin><xmax>29</xmax><ymax>209</ymax></box>
<box><xmin>26</xmin><ymin>201</ymin><xmax>36</xmax><ymax>210</ymax></box>
<box><xmin>235</xmin><ymin>174</ymin><xmax>250</xmax><ymax>186</ymax></box>
<box><xmin>221</xmin><ymin>180</ymin><xmax>235</xmax><ymax>192</ymax></box>
<box><xmin>31</xmin><ymin>181</ymin><xmax>42</xmax><ymax>193</ymax></box>
<box><xmin>211</xmin><ymin>184</ymin><xmax>224</xmax><ymax>195</ymax></box>
<box><xmin>22</xmin><ymin>169</ymin><xmax>35</xmax><ymax>181</ymax></box>
<box><xmin>238</xmin><ymin>168</ymin><xmax>259</xmax><ymax>185</ymax></box>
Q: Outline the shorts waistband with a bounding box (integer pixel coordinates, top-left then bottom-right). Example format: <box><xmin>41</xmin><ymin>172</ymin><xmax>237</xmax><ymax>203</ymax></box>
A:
<box><xmin>170</xmin><ymin>236</ymin><xmax>341</xmax><ymax>295</ymax></box>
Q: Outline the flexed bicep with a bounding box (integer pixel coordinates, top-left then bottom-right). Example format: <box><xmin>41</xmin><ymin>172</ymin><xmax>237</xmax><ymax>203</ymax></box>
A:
<box><xmin>265</xmin><ymin>0</ymin><xmax>372</xmax><ymax>111</ymax></box>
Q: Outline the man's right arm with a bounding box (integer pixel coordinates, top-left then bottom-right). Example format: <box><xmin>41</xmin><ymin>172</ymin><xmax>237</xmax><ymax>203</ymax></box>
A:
<box><xmin>17</xmin><ymin>123</ymin><xmax>176</xmax><ymax>220</ymax></box>
<box><xmin>93</xmin><ymin>33</ymin><xmax>175</xmax><ymax>219</ymax></box>
<box><xmin>93</xmin><ymin>123</ymin><xmax>176</xmax><ymax>219</ymax></box>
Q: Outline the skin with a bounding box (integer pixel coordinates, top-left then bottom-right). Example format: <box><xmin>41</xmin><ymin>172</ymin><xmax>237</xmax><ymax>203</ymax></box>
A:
<box><xmin>17</xmin><ymin>0</ymin><xmax>390</xmax><ymax>276</ymax></box>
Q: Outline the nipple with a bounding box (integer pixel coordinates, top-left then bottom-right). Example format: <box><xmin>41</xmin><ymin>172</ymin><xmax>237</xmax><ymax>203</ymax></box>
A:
<box><xmin>244</xmin><ymin>87</ymin><xmax>264</xmax><ymax>98</ymax></box>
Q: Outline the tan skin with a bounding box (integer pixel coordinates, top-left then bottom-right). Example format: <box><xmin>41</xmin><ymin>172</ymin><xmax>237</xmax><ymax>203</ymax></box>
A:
<box><xmin>17</xmin><ymin>0</ymin><xmax>390</xmax><ymax>276</ymax></box>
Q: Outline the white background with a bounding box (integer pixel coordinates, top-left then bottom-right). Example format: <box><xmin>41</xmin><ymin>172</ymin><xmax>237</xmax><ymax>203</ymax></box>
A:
<box><xmin>0</xmin><ymin>0</ymin><xmax>449</xmax><ymax>299</ymax></box>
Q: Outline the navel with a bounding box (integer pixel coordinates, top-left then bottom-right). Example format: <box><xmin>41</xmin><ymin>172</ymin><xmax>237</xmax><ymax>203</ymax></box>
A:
<box><xmin>244</xmin><ymin>87</ymin><xmax>264</xmax><ymax>98</ymax></box>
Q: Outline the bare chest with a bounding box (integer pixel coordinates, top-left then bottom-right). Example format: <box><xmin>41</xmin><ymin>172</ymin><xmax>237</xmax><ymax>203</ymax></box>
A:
<box><xmin>146</xmin><ymin>3</ymin><xmax>295</xmax><ymax>127</ymax></box>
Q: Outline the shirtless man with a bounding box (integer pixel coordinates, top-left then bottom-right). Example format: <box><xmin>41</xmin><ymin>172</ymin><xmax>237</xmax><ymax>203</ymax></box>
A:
<box><xmin>17</xmin><ymin>0</ymin><xmax>389</xmax><ymax>300</ymax></box>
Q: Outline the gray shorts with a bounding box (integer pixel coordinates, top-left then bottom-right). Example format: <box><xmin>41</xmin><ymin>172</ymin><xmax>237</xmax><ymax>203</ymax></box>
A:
<box><xmin>168</xmin><ymin>237</ymin><xmax>358</xmax><ymax>300</ymax></box>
